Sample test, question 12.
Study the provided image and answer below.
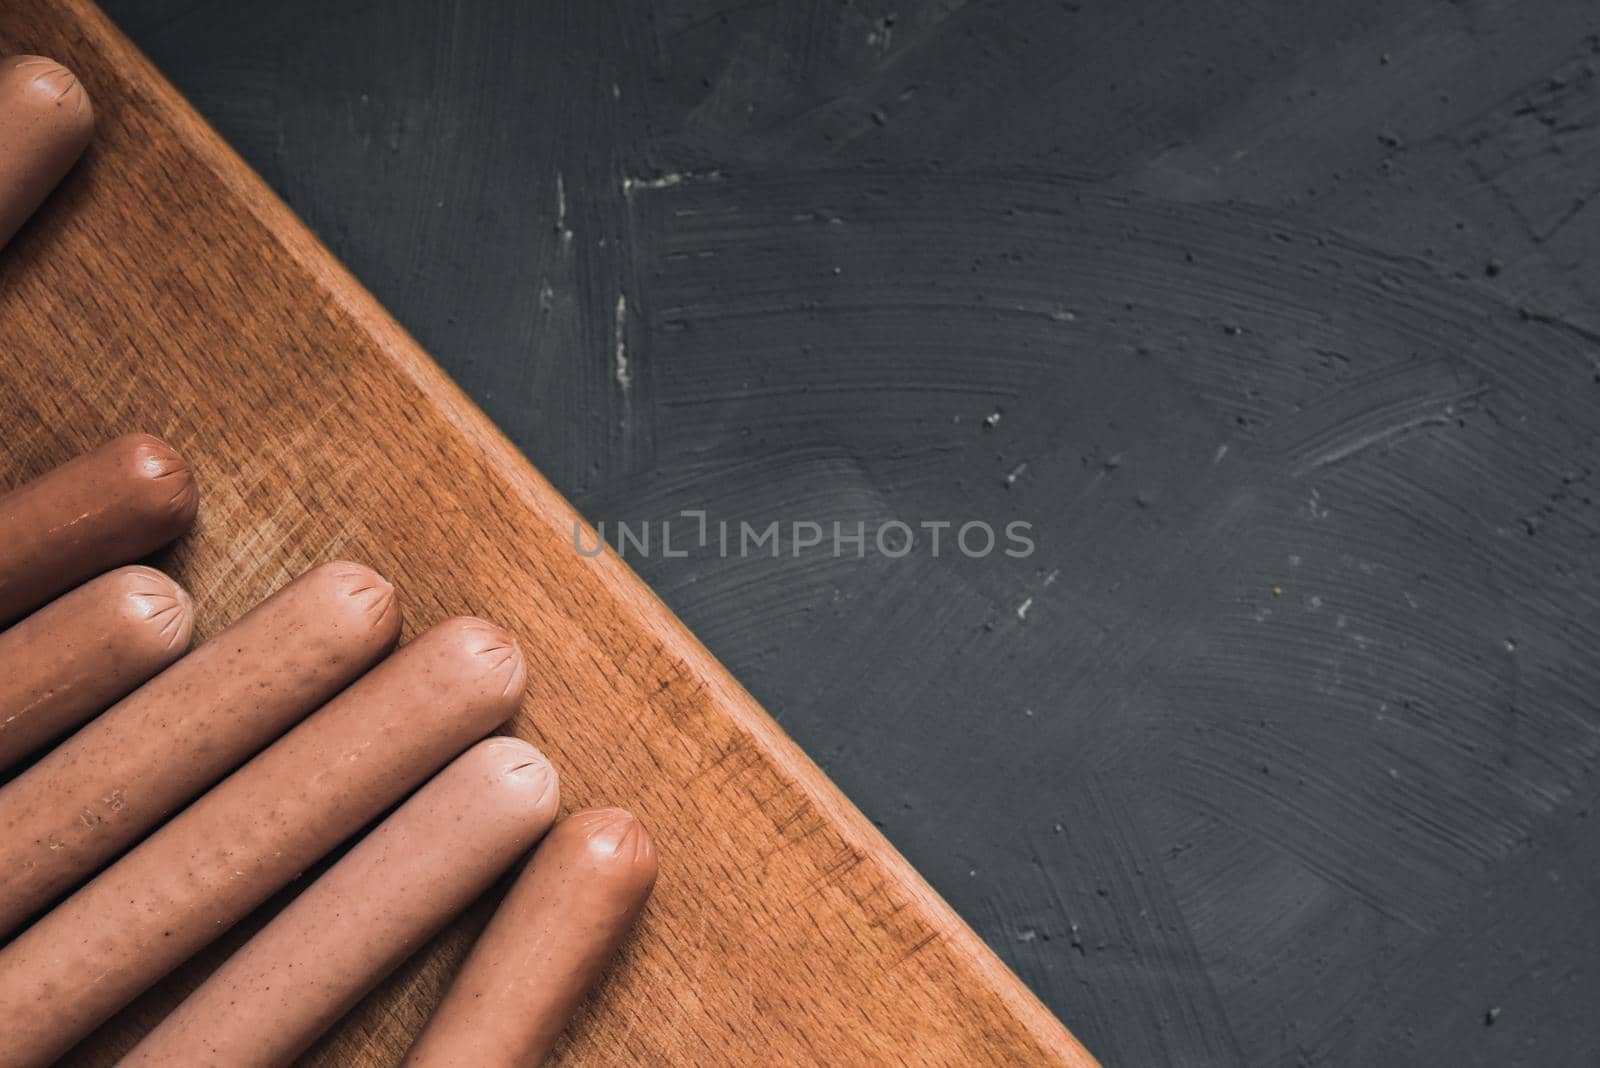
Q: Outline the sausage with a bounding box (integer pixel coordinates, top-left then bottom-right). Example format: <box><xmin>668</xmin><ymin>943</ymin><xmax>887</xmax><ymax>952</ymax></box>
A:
<box><xmin>0</xmin><ymin>565</ymin><xmax>194</xmax><ymax>774</ymax></box>
<box><xmin>0</xmin><ymin>433</ymin><xmax>197</xmax><ymax>626</ymax></box>
<box><xmin>0</xmin><ymin>615</ymin><xmax>525</xmax><ymax>1067</ymax></box>
<box><xmin>0</xmin><ymin>55</ymin><xmax>94</xmax><ymax>250</ymax></box>
<box><xmin>402</xmin><ymin>807</ymin><xmax>659</xmax><ymax>1068</ymax></box>
<box><xmin>122</xmin><ymin>736</ymin><xmax>560</xmax><ymax>1068</ymax></box>
<box><xmin>0</xmin><ymin>559</ymin><xmax>398</xmax><ymax>936</ymax></box>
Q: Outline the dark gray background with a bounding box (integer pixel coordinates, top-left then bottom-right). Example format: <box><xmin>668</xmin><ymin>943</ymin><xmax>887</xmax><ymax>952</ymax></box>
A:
<box><xmin>98</xmin><ymin>2</ymin><xmax>1600</xmax><ymax>1064</ymax></box>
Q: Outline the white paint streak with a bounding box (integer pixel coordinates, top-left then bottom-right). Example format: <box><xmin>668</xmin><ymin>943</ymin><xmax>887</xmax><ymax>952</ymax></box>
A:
<box><xmin>621</xmin><ymin>170</ymin><xmax>724</xmax><ymax>198</ymax></box>
<box><xmin>614</xmin><ymin>293</ymin><xmax>632</xmax><ymax>391</ymax></box>
<box><xmin>554</xmin><ymin>172</ymin><xmax>573</xmax><ymax>245</ymax></box>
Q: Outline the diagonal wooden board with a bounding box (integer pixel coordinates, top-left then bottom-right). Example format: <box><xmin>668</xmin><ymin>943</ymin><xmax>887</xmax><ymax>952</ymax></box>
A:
<box><xmin>0</xmin><ymin>2</ymin><xmax>1097</xmax><ymax>1064</ymax></box>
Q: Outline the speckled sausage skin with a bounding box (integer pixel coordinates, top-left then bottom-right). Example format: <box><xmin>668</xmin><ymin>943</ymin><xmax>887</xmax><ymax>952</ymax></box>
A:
<box><xmin>0</xmin><ymin>616</ymin><xmax>525</xmax><ymax>1068</ymax></box>
<box><xmin>0</xmin><ymin>434</ymin><xmax>197</xmax><ymax>626</ymax></box>
<box><xmin>402</xmin><ymin>807</ymin><xmax>659</xmax><ymax>1068</ymax></box>
<box><xmin>0</xmin><ymin>565</ymin><xmax>193</xmax><ymax>773</ymax></box>
<box><xmin>123</xmin><ymin>736</ymin><xmax>560</xmax><ymax>1068</ymax></box>
<box><xmin>0</xmin><ymin>560</ymin><xmax>398</xmax><ymax>937</ymax></box>
<box><xmin>0</xmin><ymin>55</ymin><xmax>94</xmax><ymax>250</ymax></box>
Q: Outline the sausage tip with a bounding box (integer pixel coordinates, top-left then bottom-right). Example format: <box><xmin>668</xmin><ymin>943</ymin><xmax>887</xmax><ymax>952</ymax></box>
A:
<box><xmin>313</xmin><ymin>560</ymin><xmax>400</xmax><ymax>637</ymax></box>
<box><xmin>471</xmin><ymin>736</ymin><xmax>561</xmax><ymax>817</ymax></box>
<box><xmin>115</xmin><ymin>433</ymin><xmax>199</xmax><ymax>533</ymax></box>
<box><xmin>4</xmin><ymin>56</ymin><xmax>93</xmax><ymax>131</ymax></box>
<box><xmin>111</xmin><ymin>565</ymin><xmax>195</xmax><ymax>654</ymax></box>
<box><xmin>562</xmin><ymin>807</ymin><xmax>659</xmax><ymax>888</ymax></box>
<box><xmin>437</xmin><ymin>617</ymin><xmax>528</xmax><ymax>703</ymax></box>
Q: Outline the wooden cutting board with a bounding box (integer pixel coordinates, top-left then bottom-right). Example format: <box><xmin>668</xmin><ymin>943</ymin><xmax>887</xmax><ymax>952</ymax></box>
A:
<box><xmin>0</xmin><ymin>2</ymin><xmax>1097</xmax><ymax>1065</ymax></box>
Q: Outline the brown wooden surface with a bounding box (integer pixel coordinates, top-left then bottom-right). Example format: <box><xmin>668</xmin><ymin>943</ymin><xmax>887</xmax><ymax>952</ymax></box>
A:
<box><xmin>0</xmin><ymin>2</ymin><xmax>1098</xmax><ymax>1065</ymax></box>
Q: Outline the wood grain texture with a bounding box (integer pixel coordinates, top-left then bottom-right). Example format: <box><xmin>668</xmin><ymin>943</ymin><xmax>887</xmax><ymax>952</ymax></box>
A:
<box><xmin>0</xmin><ymin>2</ymin><xmax>1096</xmax><ymax>1065</ymax></box>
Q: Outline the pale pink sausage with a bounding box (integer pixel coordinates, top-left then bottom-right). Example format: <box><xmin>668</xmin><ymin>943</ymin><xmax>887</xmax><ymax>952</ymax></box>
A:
<box><xmin>0</xmin><ymin>560</ymin><xmax>398</xmax><ymax>936</ymax></box>
<box><xmin>0</xmin><ymin>616</ymin><xmax>526</xmax><ymax>1068</ymax></box>
<box><xmin>0</xmin><ymin>565</ymin><xmax>194</xmax><ymax>773</ymax></box>
<box><xmin>0</xmin><ymin>55</ymin><xmax>94</xmax><ymax>250</ymax></box>
<box><xmin>0</xmin><ymin>434</ymin><xmax>197</xmax><ymax>626</ymax></box>
<box><xmin>402</xmin><ymin>808</ymin><xmax>659</xmax><ymax>1068</ymax></box>
<box><xmin>122</xmin><ymin>736</ymin><xmax>560</xmax><ymax>1068</ymax></box>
